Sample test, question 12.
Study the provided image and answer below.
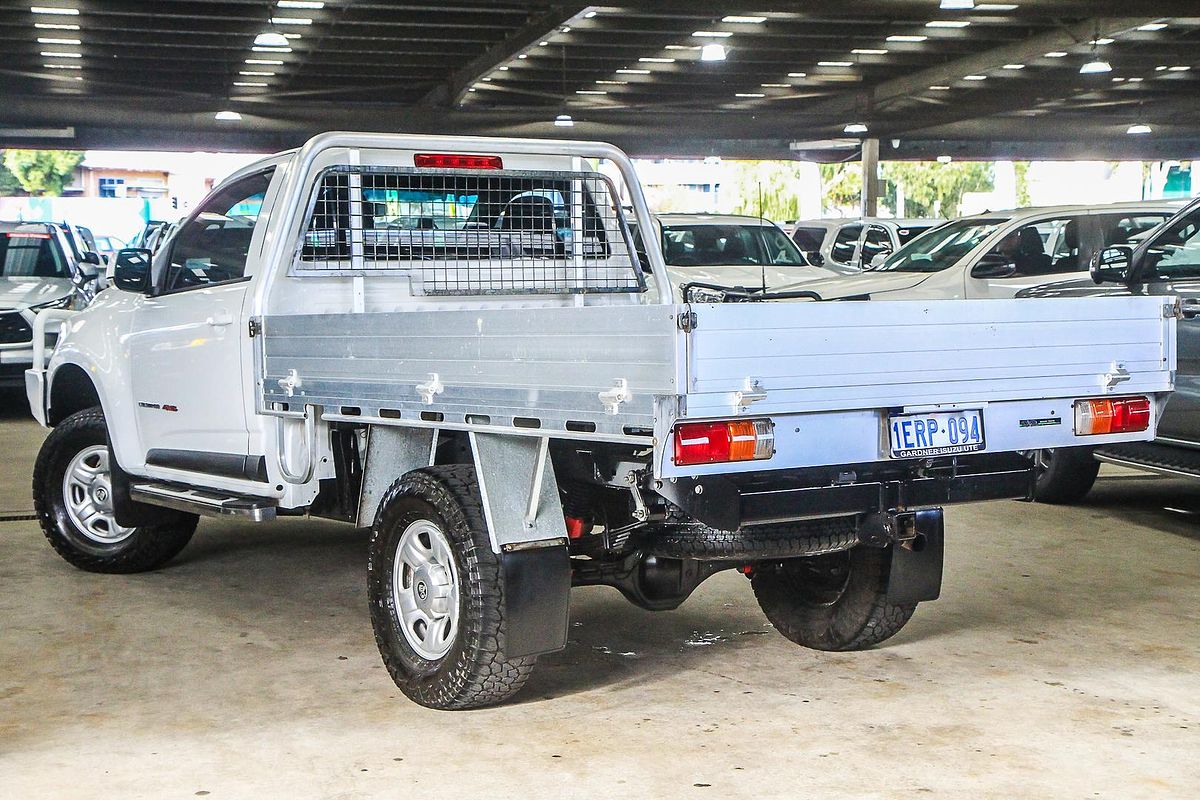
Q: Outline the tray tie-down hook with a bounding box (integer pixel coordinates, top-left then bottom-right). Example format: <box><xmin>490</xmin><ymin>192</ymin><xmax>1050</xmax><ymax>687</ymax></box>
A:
<box><xmin>599</xmin><ymin>378</ymin><xmax>631</xmax><ymax>415</ymax></box>
<box><xmin>416</xmin><ymin>373</ymin><xmax>445</xmax><ymax>404</ymax></box>
<box><xmin>1102</xmin><ymin>362</ymin><xmax>1130</xmax><ymax>392</ymax></box>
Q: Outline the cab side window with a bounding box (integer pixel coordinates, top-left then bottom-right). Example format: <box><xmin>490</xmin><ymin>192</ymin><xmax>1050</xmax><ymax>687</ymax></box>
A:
<box><xmin>161</xmin><ymin>169</ymin><xmax>274</xmax><ymax>293</ymax></box>
<box><xmin>860</xmin><ymin>226</ymin><xmax>892</xmax><ymax>266</ymax></box>
<box><xmin>1098</xmin><ymin>213</ymin><xmax>1171</xmax><ymax>248</ymax></box>
<box><xmin>985</xmin><ymin>217</ymin><xmax>1082</xmax><ymax>276</ymax></box>
<box><xmin>830</xmin><ymin>223</ymin><xmax>862</xmax><ymax>265</ymax></box>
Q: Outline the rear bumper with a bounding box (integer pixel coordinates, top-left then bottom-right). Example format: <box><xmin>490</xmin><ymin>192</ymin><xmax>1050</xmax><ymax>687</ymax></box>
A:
<box><xmin>657</xmin><ymin>454</ymin><xmax>1035</xmax><ymax>530</ymax></box>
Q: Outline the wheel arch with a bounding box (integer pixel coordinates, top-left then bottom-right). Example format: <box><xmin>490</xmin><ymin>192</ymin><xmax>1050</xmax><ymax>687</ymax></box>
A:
<box><xmin>47</xmin><ymin>362</ymin><xmax>102</xmax><ymax>426</ymax></box>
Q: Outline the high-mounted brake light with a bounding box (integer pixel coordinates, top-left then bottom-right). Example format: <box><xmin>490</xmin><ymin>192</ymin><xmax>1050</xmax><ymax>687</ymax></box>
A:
<box><xmin>673</xmin><ymin>419</ymin><xmax>774</xmax><ymax>466</ymax></box>
<box><xmin>413</xmin><ymin>153</ymin><xmax>503</xmax><ymax>170</ymax></box>
<box><xmin>1075</xmin><ymin>396</ymin><xmax>1151</xmax><ymax>436</ymax></box>
<box><xmin>5</xmin><ymin>232</ymin><xmax>51</xmax><ymax>239</ymax></box>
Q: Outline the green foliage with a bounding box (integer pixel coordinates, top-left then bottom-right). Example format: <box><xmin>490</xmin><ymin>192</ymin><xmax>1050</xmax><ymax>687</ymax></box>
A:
<box><xmin>2</xmin><ymin>149</ymin><xmax>85</xmax><ymax>196</ymax></box>
<box><xmin>880</xmin><ymin>161</ymin><xmax>994</xmax><ymax>218</ymax></box>
<box><xmin>1013</xmin><ymin>161</ymin><xmax>1031</xmax><ymax>207</ymax></box>
<box><xmin>725</xmin><ymin>161</ymin><xmax>811</xmax><ymax>220</ymax></box>
<box><xmin>0</xmin><ymin>152</ymin><xmax>22</xmax><ymax>196</ymax></box>
<box><xmin>819</xmin><ymin>162</ymin><xmax>863</xmax><ymax>213</ymax></box>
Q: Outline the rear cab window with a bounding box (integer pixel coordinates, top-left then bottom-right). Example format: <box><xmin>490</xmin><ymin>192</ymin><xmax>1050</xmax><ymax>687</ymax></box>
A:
<box><xmin>0</xmin><ymin>227</ymin><xmax>67</xmax><ymax>278</ymax></box>
<box><xmin>830</xmin><ymin>223</ymin><xmax>863</xmax><ymax>264</ymax></box>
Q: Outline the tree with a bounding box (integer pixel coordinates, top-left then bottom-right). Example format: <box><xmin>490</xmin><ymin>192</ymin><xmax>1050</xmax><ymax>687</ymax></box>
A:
<box><xmin>725</xmin><ymin>160</ymin><xmax>811</xmax><ymax>220</ymax></box>
<box><xmin>880</xmin><ymin>161</ymin><xmax>994</xmax><ymax>218</ymax></box>
<box><xmin>0</xmin><ymin>153</ymin><xmax>22</xmax><ymax>196</ymax></box>
<box><xmin>818</xmin><ymin>162</ymin><xmax>863</xmax><ymax>214</ymax></box>
<box><xmin>2</xmin><ymin>149</ymin><xmax>85</xmax><ymax>196</ymax></box>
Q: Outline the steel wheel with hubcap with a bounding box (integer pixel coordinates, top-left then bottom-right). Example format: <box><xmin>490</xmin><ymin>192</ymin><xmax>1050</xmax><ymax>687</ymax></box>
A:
<box><xmin>33</xmin><ymin>407</ymin><xmax>198</xmax><ymax>573</ymax></box>
<box><xmin>368</xmin><ymin>465</ymin><xmax>537</xmax><ymax>710</ymax></box>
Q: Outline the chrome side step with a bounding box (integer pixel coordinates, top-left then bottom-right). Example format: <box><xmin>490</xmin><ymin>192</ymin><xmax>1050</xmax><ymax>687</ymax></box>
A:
<box><xmin>130</xmin><ymin>482</ymin><xmax>278</xmax><ymax>522</ymax></box>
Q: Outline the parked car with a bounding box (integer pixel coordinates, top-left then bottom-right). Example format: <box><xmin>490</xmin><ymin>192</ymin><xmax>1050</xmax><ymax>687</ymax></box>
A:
<box><xmin>24</xmin><ymin>132</ymin><xmax>1174</xmax><ymax>710</ymax></box>
<box><xmin>782</xmin><ymin>202</ymin><xmax>1181</xmax><ymax>300</ymax></box>
<box><xmin>646</xmin><ymin>213</ymin><xmax>830</xmax><ymax>298</ymax></box>
<box><xmin>1016</xmin><ymin>196</ymin><xmax>1200</xmax><ymax>501</ymax></box>
<box><xmin>789</xmin><ymin>218</ymin><xmax>941</xmax><ymax>273</ymax></box>
<box><xmin>0</xmin><ymin>221</ymin><xmax>97</xmax><ymax>386</ymax></box>
<box><xmin>92</xmin><ymin>234</ymin><xmax>127</xmax><ymax>264</ymax></box>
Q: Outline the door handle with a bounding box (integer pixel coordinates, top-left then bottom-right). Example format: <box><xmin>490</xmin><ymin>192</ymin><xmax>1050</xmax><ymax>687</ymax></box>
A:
<box><xmin>206</xmin><ymin>310</ymin><xmax>234</xmax><ymax>327</ymax></box>
<box><xmin>1182</xmin><ymin>300</ymin><xmax>1200</xmax><ymax>319</ymax></box>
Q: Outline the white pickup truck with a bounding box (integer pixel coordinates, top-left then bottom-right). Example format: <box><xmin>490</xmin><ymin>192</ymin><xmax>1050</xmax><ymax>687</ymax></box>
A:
<box><xmin>26</xmin><ymin>133</ymin><xmax>1176</xmax><ymax>709</ymax></box>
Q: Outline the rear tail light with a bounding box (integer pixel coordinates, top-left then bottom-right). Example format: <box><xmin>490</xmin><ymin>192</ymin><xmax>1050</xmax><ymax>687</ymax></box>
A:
<box><xmin>1074</xmin><ymin>396</ymin><xmax>1152</xmax><ymax>436</ymax></box>
<box><xmin>413</xmin><ymin>153</ymin><xmax>503</xmax><ymax>170</ymax></box>
<box><xmin>672</xmin><ymin>419</ymin><xmax>774</xmax><ymax>466</ymax></box>
<box><xmin>5</xmin><ymin>232</ymin><xmax>51</xmax><ymax>239</ymax></box>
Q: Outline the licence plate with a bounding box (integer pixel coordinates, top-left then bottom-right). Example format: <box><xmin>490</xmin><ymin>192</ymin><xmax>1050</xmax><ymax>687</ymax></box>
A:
<box><xmin>888</xmin><ymin>409</ymin><xmax>985</xmax><ymax>459</ymax></box>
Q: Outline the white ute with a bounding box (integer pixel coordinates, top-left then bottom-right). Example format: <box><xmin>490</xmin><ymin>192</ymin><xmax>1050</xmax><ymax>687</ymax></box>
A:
<box><xmin>26</xmin><ymin>133</ymin><xmax>1177</xmax><ymax>709</ymax></box>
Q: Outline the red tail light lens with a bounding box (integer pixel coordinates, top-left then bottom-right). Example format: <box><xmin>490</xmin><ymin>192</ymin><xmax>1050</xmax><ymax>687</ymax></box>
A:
<box><xmin>1075</xmin><ymin>396</ymin><xmax>1152</xmax><ymax>435</ymax></box>
<box><xmin>413</xmin><ymin>153</ymin><xmax>503</xmax><ymax>170</ymax></box>
<box><xmin>672</xmin><ymin>419</ymin><xmax>774</xmax><ymax>466</ymax></box>
<box><xmin>5</xmin><ymin>232</ymin><xmax>51</xmax><ymax>239</ymax></box>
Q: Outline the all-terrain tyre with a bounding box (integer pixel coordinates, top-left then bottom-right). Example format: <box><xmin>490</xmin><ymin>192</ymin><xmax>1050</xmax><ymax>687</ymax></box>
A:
<box><xmin>367</xmin><ymin>465</ymin><xmax>536</xmax><ymax>710</ymax></box>
<box><xmin>647</xmin><ymin>516</ymin><xmax>859</xmax><ymax>560</ymax></box>
<box><xmin>32</xmin><ymin>407</ymin><xmax>198</xmax><ymax>573</ymax></box>
<box><xmin>751</xmin><ymin>545</ymin><xmax>916</xmax><ymax>651</ymax></box>
<box><xmin>1029</xmin><ymin>447</ymin><xmax>1100</xmax><ymax>504</ymax></box>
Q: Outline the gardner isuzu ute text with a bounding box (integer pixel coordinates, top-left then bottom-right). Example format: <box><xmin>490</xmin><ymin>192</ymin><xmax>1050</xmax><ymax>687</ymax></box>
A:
<box><xmin>26</xmin><ymin>133</ymin><xmax>1176</xmax><ymax>709</ymax></box>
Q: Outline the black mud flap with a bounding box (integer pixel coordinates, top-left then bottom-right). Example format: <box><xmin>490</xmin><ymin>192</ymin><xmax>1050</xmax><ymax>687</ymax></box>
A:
<box><xmin>886</xmin><ymin>508</ymin><xmax>945</xmax><ymax>605</ymax></box>
<box><xmin>499</xmin><ymin>544</ymin><xmax>571</xmax><ymax>659</ymax></box>
<box><xmin>107</xmin><ymin>443</ymin><xmax>190</xmax><ymax>528</ymax></box>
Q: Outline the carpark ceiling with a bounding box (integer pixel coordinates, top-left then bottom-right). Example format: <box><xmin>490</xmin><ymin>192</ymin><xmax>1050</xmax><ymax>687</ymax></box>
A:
<box><xmin>2</xmin><ymin>1</ymin><xmax>1200</xmax><ymax>160</ymax></box>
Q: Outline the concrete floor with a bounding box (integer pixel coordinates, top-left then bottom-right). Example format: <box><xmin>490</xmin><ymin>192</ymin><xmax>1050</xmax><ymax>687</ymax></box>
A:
<box><xmin>2</xmin><ymin>388</ymin><xmax>1198</xmax><ymax>799</ymax></box>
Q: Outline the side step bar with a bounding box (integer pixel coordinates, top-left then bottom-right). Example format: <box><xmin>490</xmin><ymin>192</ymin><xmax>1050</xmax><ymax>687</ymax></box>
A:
<box><xmin>1094</xmin><ymin>441</ymin><xmax>1200</xmax><ymax>481</ymax></box>
<box><xmin>130</xmin><ymin>482</ymin><xmax>278</xmax><ymax>522</ymax></box>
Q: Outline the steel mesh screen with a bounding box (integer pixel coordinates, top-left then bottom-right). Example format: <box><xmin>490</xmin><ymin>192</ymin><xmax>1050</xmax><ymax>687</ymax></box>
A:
<box><xmin>292</xmin><ymin>166</ymin><xmax>646</xmax><ymax>295</ymax></box>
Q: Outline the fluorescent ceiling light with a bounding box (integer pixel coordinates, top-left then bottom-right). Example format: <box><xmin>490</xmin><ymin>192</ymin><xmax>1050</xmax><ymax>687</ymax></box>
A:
<box><xmin>843</xmin><ymin>122</ymin><xmax>869</xmax><ymax>134</ymax></box>
<box><xmin>693</xmin><ymin>31</ymin><xmax>733</xmax><ymax>38</ymax></box>
<box><xmin>233</xmin><ymin>82</ymin><xmax>268</xmax><ymax>87</ymax></box>
<box><xmin>638</xmin><ymin>57</ymin><xmax>675</xmax><ymax>63</ymax></box>
<box><xmin>722</xmin><ymin>15</ymin><xmax>766</xmax><ymax>23</ymax></box>
<box><xmin>818</xmin><ymin>61</ymin><xmax>853</xmax><ymax>67</ymax></box>
<box><xmin>40</xmin><ymin>50</ymin><xmax>81</xmax><ymax>57</ymax></box>
<box><xmin>31</xmin><ymin>6</ymin><xmax>79</xmax><ymax>15</ymax></box>
<box><xmin>963</xmin><ymin>74</ymin><xmax>987</xmax><ymax>80</ymax></box>
<box><xmin>254</xmin><ymin>32</ymin><xmax>289</xmax><ymax>47</ymax></box>
<box><xmin>1044</xmin><ymin>51</ymin><xmax>1068</xmax><ymax>58</ymax></box>
<box><xmin>277</xmin><ymin>1</ymin><xmax>324</xmax><ymax>7</ymax></box>
<box><xmin>852</xmin><ymin>49</ymin><xmax>888</xmax><ymax>55</ymax></box>
<box><xmin>927</xmin><ymin>20</ymin><xmax>971</xmax><ymax>28</ymax></box>
<box><xmin>761</xmin><ymin>83</ymin><xmax>791</xmax><ymax>87</ymax></box>
<box><xmin>700</xmin><ymin>44</ymin><xmax>726</xmax><ymax>61</ymax></box>
<box><xmin>42</xmin><ymin>63</ymin><xmax>80</xmax><ymax>69</ymax></box>
<box><xmin>974</xmin><ymin>4</ymin><xmax>1019</xmax><ymax>9</ymax></box>
<box><xmin>576</xmin><ymin>90</ymin><xmax>606</xmax><ymax>94</ymax></box>
<box><xmin>37</xmin><ymin>37</ymin><xmax>79</xmax><ymax>44</ymax></box>
<box><xmin>939</xmin><ymin>0</ymin><xmax>974</xmax><ymax>8</ymax></box>
<box><xmin>1169</xmin><ymin>65</ymin><xmax>1191</xmax><ymax>71</ymax></box>
<box><xmin>665</xmin><ymin>45</ymin><xmax>698</xmax><ymax>50</ymax></box>
<box><xmin>735</xmin><ymin>93</ymin><xmax>765</xmax><ymax>97</ymax></box>
<box><xmin>34</xmin><ymin>22</ymin><xmax>78</xmax><ymax>29</ymax></box>
<box><xmin>215</xmin><ymin>110</ymin><xmax>242</xmax><ymax>121</ymax></box>
<box><xmin>937</xmin><ymin>155</ymin><xmax>954</xmax><ymax>163</ymax></box>
<box><xmin>240</xmin><ymin>71</ymin><xmax>276</xmax><ymax>76</ymax></box>
<box><xmin>561</xmin><ymin>26</ymin><xmax>571</xmax><ymax>33</ymax></box>
<box><xmin>539</xmin><ymin>41</ymin><xmax>548</xmax><ymax>46</ymax></box>
<box><xmin>246</xmin><ymin>58</ymin><xmax>284</xmax><ymax>65</ymax></box>
<box><xmin>584</xmin><ymin>10</ymin><xmax>597</xmax><ymax>17</ymax></box>
<box><xmin>615</xmin><ymin>68</ymin><xmax>650</xmax><ymax>74</ymax></box>
<box><xmin>595</xmin><ymin>80</ymin><xmax>626</xmax><ymax>84</ymax></box>
<box><xmin>1090</xmin><ymin>37</ymin><xmax>1114</xmax><ymax>45</ymax></box>
<box><xmin>1127</xmin><ymin>123</ymin><xmax>1152</xmax><ymax>135</ymax></box>
<box><xmin>1002</xmin><ymin>63</ymin><xmax>1025</xmax><ymax>69</ymax></box>
<box><xmin>1080</xmin><ymin>60</ymin><xmax>1112</xmax><ymax>74</ymax></box>
<box><xmin>270</xmin><ymin>16</ymin><xmax>312</xmax><ymax>24</ymax></box>
<box><xmin>1127</xmin><ymin>77</ymin><xmax>1144</xmax><ymax>82</ymax></box>
<box><xmin>1138</xmin><ymin>22</ymin><xmax>1168</xmax><ymax>31</ymax></box>
<box><xmin>553</xmin><ymin>114</ymin><xmax>574</xmax><ymax>127</ymax></box>
<box><xmin>887</xmin><ymin>35</ymin><xmax>928</xmax><ymax>42</ymax></box>
<box><xmin>787</xmin><ymin>72</ymin><xmax>807</xmax><ymax>78</ymax></box>
<box><xmin>517</xmin><ymin>54</ymin><xmax>526</xmax><ymax>59</ymax></box>
<box><xmin>929</xmin><ymin>84</ymin><xmax>951</xmax><ymax>90</ymax></box>
<box><xmin>252</xmin><ymin>46</ymin><xmax>292</xmax><ymax>52</ymax></box>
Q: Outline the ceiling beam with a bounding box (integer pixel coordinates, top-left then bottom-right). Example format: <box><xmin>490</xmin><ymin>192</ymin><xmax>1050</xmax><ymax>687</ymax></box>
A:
<box><xmin>419</xmin><ymin>3</ymin><xmax>591</xmax><ymax>107</ymax></box>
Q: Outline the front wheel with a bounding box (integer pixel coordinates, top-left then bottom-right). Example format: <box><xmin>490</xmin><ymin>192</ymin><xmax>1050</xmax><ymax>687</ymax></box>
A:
<box><xmin>751</xmin><ymin>545</ymin><xmax>916</xmax><ymax>651</ymax></box>
<box><xmin>1030</xmin><ymin>447</ymin><xmax>1099</xmax><ymax>504</ymax></box>
<box><xmin>367</xmin><ymin>465</ymin><xmax>536</xmax><ymax>710</ymax></box>
<box><xmin>32</xmin><ymin>407</ymin><xmax>198</xmax><ymax>573</ymax></box>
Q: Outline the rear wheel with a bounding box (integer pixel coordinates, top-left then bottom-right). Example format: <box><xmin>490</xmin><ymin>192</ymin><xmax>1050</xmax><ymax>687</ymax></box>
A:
<box><xmin>1030</xmin><ymin>447</ymin><xmax>1099</xmax><ymax>504</ymax></box>
<box><xmin>367</xmin><ymin>465</ymin><xmax>536</xmax><ymax>710</ymax></box>
<box><xmin>751</xmin><ymin>545</ymin><xmax>916</xmax><ymax>651</ymax></box>
<box><xmin>32</xmin><ymin>407</ymin><xmax>198</xmax><ymax>573</ymax></box>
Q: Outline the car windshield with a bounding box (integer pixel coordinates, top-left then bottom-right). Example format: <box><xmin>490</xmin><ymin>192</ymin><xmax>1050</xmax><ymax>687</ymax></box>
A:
<box><xmin>661</xmin><ymin>223</ymin><xmax>807</xmax><ymax>267</ymax></box>
<box><xmin>1142</xmin><ymin>206</ymin><xmax>1200</xmax><ymax>281</ymax></box>
<box><xmin>0</xmin><ymin>230</ymin><xmax>67</xmax><ymax>278</ymax></box>
<box><xmin>875</xmin><ymin>218</ymin><xmax>1006</xmax><ymax>273</ymax></box>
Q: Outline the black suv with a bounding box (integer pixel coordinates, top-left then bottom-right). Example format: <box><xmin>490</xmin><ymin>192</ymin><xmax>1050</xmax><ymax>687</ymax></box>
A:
<box><xmin>1017</xmin><ymin>197</ymin><xmax>1200</xmax><ymax>501</ymax></box>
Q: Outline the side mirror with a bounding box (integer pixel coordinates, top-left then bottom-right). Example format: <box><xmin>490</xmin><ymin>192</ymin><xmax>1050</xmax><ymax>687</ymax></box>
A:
<box><xmin>81</xmin><ymin>251</ymin><xmax>101</xmax><ymax>266</ymax></box>
<box><xmin>1091</xmin><ymin>245</ymin><xmax>1134</xmax><ymax>285</ymax></box>
<box><xmin>971</xmin><ymin>252</ymin><xmax>1018</xmax><ymax>279</ymax></box>
<box><xmin>112</xmin><ymin>248</ymin><xmax>153</xmax><ymax>293</ymax></box>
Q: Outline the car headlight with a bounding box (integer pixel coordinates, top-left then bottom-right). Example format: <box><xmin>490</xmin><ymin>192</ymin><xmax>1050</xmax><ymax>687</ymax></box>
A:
<box><xmin>29</xmin><ymin>295</ymin><xmax>73</xmax><ymax>312</ymax></box>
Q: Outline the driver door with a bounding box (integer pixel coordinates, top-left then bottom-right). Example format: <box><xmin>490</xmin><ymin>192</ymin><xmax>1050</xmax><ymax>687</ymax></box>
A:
<box><xmin>126</xmin><ymin>169</ymin><xmax>275</xmax><ymax>481</ymax></box>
